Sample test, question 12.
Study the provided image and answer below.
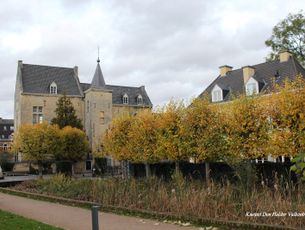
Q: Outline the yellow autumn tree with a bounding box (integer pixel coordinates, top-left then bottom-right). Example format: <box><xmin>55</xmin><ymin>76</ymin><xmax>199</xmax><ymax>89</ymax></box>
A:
<box><xmin>267</xmin><ymin>76</ymin><xmax>305</xmax><ymax>158</ymax></box>
<box><xmin>185</xmin><ymin>98</ymin><xmax>231</xmax><ymax>184</ymax></box>
<box><xmin>57</xmin><ymin>126</ymin><xmax>90</xmax><ymax>176</ymax></box>
<box><xmin>12</xmin><ymin>123</ymin><xmax>61</xmax><ymax>177</ymax></box>
<box><xmin>156</xmin><ymin>100</ymin><xmax>190</xmax><ymax>175</ymax></box>
<box><xmin>127</xmin><ymin>110</ymin><xmax>161</xmax><ymax>177</ymax></box>
<box><xmin>102</xmin><ymin>113</ymin><xmax>134</xmax><ymax>161</ymax></box>
<box><xmin>226</xmin><ymin>95</ymin><xmax>270</xmax><ymax>160</ymax></box>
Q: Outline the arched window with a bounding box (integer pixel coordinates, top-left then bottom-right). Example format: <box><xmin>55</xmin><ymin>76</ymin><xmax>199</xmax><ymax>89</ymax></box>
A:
<box><xmin>137</xmin><ymin>95</ymin><xmax>143</xmax><ymax>105</ymax></box>
<box><xmin>50</xmin><ymin>82</ymin><xmax>57</xmax><ymax>94</ymax></box>
<box><xmin>123</xmin><ymin>93</ymin><xmax>129</xmax><ymax>104</ymax></box>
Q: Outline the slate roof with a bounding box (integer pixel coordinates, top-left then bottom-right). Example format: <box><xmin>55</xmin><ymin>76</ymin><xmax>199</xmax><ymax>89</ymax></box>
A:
<box><xmin>21</xmin><ymin>64</ymin><xmax>82</xmax><ymax>96</ymax></box>
<box><xmin>200</xmin><ymin>57</ymin><xmax>305</xmax><ymax>101</ymax></box>
<box><xmin>0</xmin><ymin>118</ymin><xmax>14</xmax><ymax>125</ymax></box>
<box><xmin>80</xmin><ymin>83</ymin><xmax>152</xmax><ymax>107</ymax></box>
<box><xmin>91</xmin><ymin>61</ymin><xmax>106</xmax><ymax>88</ymax></box>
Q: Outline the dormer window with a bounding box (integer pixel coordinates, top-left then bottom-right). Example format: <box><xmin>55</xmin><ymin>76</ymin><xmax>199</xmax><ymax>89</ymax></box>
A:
<box><xmin>211</xmin><ymin>85</ymin><xmax>223</xmax><ymax>102</ymax></box>
<box><xmin>246</xmin><ymin>78</ymin><xmax>259</xmax><ymax>96</ymax></box>
<box><xmin>137</xmin><ymin>95</ymin><xmax>143</xmax><ymax>105</ymax></box>
<box><xmin>123</xmin><ymin>93</ymin><xmax>129</xmax><ymax>104</ymax></box>
<box><xmin>50</xmin><ymin>82</ymin><xmax>57</xmax><ymax>94</ymax></box>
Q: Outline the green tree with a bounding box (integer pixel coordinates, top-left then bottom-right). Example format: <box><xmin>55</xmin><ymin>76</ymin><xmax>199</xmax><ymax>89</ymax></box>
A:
<box><xmin>51</xmin><ymin>94</ymin><xmax>83</xmax><ymax>129</ymax></box>
<box><xmin>56</xmin><ymin>126</ymin><xmax>90</xmax><ymax>176</ymax></box>
<box><xmin>265</xmin><ymin>11</ymin><xmax>305</xmax><ymax>65</ymax></box>
<box><xmin>12</xmin><ymin>123</ymin><xmax>61</xmax><ymax>177</ymax></box>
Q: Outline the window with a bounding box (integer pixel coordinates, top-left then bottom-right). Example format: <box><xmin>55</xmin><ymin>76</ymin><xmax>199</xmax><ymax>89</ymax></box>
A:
<box><xmin>246</xmin><ymin>83</ymin><xmax>258</xmax><ymax>96</ymax></box>
<box><xmin>123</xmin><ymin>94</ymin><xmax>129</xmax><ymax>104</ymax></box>
<box><xmin>137</xmin><ymin>95</ymin><xmax>143</xmax><ymax>105</ymax></box>
<box><xmin>245</xmin><ymin>78</ymin><xmax>259</xmax><ymax>96</ymax></box>
<box><xmin>211</xmin><ymin>85</ymin><xmax>223</xmax><ymax>102</ymax></box>
<box><xmin>10</xmin><ymin>126</ymin><xmax>14</xmax><ymax>131</ymax></box>
<box><xmin>33</xmin><ymin>106</ymin><xmax>43</xmax><ymax>124</ymax></box>
<box><xmin>3</xmin><ymin>126</ymin><xmax>7</xmax><ymax>131</ymax></box>
<box><xmin>100</xmin><ymin>111</ymin><xmax>105</xmax><ymax>124</ymax></box>
<box><xmin>50</xmin><ymin>82</ymin><xmax>57</xmax><ymax>94</ymax></box>
<box><xmin>212</xmin><ymin>90</ymin><xmax>222</xmax><ymax>102</ymax></box>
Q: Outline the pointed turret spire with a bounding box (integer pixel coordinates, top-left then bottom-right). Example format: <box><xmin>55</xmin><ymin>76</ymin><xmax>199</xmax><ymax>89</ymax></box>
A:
<box><xmin>91</xmin><ymin>52</ymin><xmax>106</xmax><ymax>88</ymax></box>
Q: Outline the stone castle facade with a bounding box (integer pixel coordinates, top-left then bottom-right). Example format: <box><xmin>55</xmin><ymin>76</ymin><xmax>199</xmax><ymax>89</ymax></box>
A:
<box><xmin>14</xmin><ymin>59</ymin><xmax>152</xmax><ymax>163</ymax></box>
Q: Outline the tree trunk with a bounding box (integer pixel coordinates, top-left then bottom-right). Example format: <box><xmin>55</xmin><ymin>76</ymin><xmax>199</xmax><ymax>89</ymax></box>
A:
<box><xmin>205</xmin><ymin>161</ymin><xmax>210</xmax><ymax>186</ymax></box>
<box><xmin>38</xmin><ymin>162</ymin><xmax>43</xmax><ymax>179</ymax></box>
<box><xmin>175</xmin><ymin>161</ymin><xmax>180</xmax><ymax>175</ymax></box>
<box><xmin>71</xmin><ymin>162</ymin><xmax>75</xmax><ymax>177</ymax></box>
<box><xmin>145</xmin><ymin>162</ymin><xmax>151</xmax><ymax>177</ymax></box>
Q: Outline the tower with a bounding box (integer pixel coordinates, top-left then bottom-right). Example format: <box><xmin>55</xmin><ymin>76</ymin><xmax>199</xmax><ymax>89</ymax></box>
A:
<box><xmin>84</xmin><ymin>58</ymin><xmax>112</xmax><ymax>153</ymax></box>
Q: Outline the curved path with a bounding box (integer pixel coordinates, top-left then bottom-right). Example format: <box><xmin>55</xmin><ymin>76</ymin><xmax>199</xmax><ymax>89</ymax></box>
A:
<box><xmin>0</xmin><ymin>192</ymin><xmax>201</xmax><ymax>230</ymax></box>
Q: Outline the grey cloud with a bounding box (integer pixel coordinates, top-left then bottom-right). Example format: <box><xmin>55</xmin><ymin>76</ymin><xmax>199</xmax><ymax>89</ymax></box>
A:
<box><xmin>0</xmin><ymin>0</ymin><xmax>304</xmax><ymax>118</ymax></box>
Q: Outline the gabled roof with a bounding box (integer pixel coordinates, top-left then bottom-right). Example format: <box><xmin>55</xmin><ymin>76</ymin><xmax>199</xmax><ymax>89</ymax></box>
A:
<box><xmin>90</xmin><ymin>60</ymin><xmax>106</xmax><ymax>89</ymax></box>
<box><xmin>20</xmin><ymin>63</ymin><xmax>82</xmax><ymax>96</ymax></box>
<box><xmin>200</xmin><ymin>57</ymin><xmax>305</xmax><ymax>101</ymax></box>
<box><xmin>80</xmin><ymin>83</ymin><xmax>152</xmax><ymax>107</ymax></box>
<box><xmin>18</xmin><ymin>61</ymin><xmax>152</xmax><ymax>107</ymax></box>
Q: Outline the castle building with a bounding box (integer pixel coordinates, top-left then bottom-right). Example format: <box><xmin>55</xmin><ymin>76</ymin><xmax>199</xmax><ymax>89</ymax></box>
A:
<box><xmin>14</xmin><ymin>59</ymin><xmax>152</xmax><ymax>165</ymax></box>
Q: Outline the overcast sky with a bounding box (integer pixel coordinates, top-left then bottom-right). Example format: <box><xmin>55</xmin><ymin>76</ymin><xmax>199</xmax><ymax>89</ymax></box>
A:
<box><xmin>0</xmin><ymin>0</ymin><xmax>304</xmax><ymax>118</ymax></box>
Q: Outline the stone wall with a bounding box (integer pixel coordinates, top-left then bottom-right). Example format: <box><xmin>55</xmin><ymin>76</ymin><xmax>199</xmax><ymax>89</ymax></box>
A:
<box><xmin>84</xmin><ymin>88</ymin><xmax>112</xmax><ymax>152</ymax></box>
<box><xmin>17</xmin><ymin>94</ymin><xmax>84</xmax><ymax>129</ymax></box>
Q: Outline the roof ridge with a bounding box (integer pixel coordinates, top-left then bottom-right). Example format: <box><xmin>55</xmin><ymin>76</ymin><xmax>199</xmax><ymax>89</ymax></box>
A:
<box><xmin>23</xmin><ymin>63</ymin><xmax>74</xmax><ymax>70</ymax></box>
<box><xmin>106</xmin><ymin>84</ymin><xmax>142</xmax><ymax>89</ymax></box>
<box><xmin>226</xmin><ymin>59</ymin><xmax>279</xmax><ymax>74</ymax></box>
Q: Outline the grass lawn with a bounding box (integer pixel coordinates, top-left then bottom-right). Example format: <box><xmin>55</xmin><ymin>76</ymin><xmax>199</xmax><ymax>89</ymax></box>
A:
<box><xmin>0</xmin><ymin>209</ymin><xmax>64</xmax><ymax>230</ymax></box>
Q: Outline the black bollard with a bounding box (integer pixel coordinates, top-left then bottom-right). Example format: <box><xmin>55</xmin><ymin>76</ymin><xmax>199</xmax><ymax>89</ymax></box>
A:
<box><xmin>91</xmin><ymin>205</ymin><xmax>100</xmax><ymax>230</ymax></box>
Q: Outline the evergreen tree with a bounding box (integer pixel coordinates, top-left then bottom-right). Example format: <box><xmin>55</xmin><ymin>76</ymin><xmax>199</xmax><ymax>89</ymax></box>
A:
<box><xmin>51</xmin><ymin>94</ymin><xmax>83</xmax><ymax>129</ymax></box>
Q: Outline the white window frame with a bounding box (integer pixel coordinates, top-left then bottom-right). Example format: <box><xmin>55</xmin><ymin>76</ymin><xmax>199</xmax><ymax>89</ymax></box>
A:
<box><xmin>246</xmin><ymin>77</ymin><xmax>259</xmax><ymax>96</ymax></box>
<box><xmin>211</xmin><ymin>85</ymin><xmax>223</xmax><ymax>102</ymax></box>
<box><xmin>50</xmin><ymin>82</ymin><xmax>57</xmax><ymax>94</ymax></box>
<box><xmin>123</xmin><ymin>94</ymin><xmax>129</xmax><ymax>104</ymax></box>
<box><xmin>137</xmin><ymin>95</ymin><xmax>143</xmax><ymax>105</ymax></box>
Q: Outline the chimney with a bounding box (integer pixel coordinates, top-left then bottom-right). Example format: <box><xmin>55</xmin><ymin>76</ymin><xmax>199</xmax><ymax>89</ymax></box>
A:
<box><xmin>219</xmin><ymin>65</ymin><xmax>233</xmax><ymax>77</ymax></box>
<box><xmin>18</xmin><ymin>60</ymin><xmax>23</xmax><ymax>68</ymax></box>
<box><xmin>73</xmin><ymin>66</ymin><xmax>78</xmax><ymax>76</ymax></box>
<box><xmin>242</xmin><ymin>66</ymin><xmax>255</xmax><ymax>83</ymax></box>
<box><xmin>279</xmin><ymin>51</ymin><xmax>292</xmax><ymax>62</ymax></box>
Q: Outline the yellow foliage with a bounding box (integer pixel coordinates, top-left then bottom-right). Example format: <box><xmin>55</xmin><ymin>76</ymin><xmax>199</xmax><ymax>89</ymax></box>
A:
<box><xmin>156</xmin><ymin>100</ymin><xmax>189</xmax><ymax>162</ymax></box>
<box><xmin>102</xmin><ymin>75</ymin><xmax>305</xmax><ymax>163</ymax></box>
<box><xmin>12</xmin><ymin>122</ymin><xmax>61</xmax><ymax>161</ymax></box>
<box><xmin>58</xmin><ymin>126</ymin><xmax>90</xmax><ymax>161</ymax></box>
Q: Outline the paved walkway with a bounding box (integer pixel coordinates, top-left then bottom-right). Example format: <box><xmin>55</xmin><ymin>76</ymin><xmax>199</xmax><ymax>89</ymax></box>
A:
<box><xmin>0</xmin><ymin>192</ymin><xmax>200</xmax><ymax>230</ymax></box>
